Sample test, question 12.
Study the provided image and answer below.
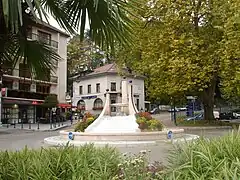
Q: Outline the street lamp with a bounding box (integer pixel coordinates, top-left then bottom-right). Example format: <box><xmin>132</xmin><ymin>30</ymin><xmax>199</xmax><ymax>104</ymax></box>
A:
<box><xmin>52</xmin><ymin>107</ymin><xmax>57</xmax><ymax>128</ymax></box>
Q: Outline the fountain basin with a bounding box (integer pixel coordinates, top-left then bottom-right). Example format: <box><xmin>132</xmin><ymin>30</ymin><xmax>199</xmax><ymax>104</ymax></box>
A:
<box><xmin>59</xmin><ymin>128</ymin><xmax>184</xmax><ymax>141</ymax></box>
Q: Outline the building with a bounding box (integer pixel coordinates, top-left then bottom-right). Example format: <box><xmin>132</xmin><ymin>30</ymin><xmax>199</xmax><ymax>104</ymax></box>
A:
<box><xmin>0</xmin><ymin>22</ymin><xmax>69</xmax><ymax>124</ymax></box>
<box><xmin>72</xmin><ymin>63</ymin><xmax>145</xmax><ymax>114</ymax></box>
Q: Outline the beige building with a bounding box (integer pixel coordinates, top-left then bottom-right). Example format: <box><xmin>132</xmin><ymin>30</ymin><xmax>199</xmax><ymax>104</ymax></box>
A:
<box><xmin>72</xmin><ymin>64</ymin><xmax>145</xmax><ymax>114</ymax></box>
<box><xmin>1</xmin><ymin>22</ymin><xmax>69</xmax><ymax>124</ymax></box>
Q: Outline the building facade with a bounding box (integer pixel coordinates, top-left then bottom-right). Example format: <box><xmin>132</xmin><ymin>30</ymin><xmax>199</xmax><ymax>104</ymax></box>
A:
<box><xmin>0</xmin><ymin>22</ymin><xmax>69</xmax><ymax>124</ymax></box>
<box><xmin>72</xmin><ymin>64</ymin><xmax>145</xmax><ymax>115</ymax></box>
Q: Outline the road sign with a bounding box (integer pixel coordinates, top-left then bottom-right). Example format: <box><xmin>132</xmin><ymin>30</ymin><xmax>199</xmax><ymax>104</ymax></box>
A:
<box><xmin>167</xmin><ymin>131</ymin><xmax>173</xmax><ymax>139</ymax></box>
<box><xmin>68</xmin><ymin>132</ymin><xmax>74</xmax><ymax>140</ymax></box>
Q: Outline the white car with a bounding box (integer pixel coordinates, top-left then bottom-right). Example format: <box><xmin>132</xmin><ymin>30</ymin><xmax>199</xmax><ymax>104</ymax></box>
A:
<box><xmin>213</xmin><ymin>111</ymin><xmax>220</xmax><ymax>120</ymax></box>
<box><xmin>233</xmin><ymin>112</ymin><xmax>240</xmax><ymax>119</ymax></box>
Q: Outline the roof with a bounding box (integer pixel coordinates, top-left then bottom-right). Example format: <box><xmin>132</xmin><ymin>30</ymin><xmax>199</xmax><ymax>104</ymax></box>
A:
<box><xmin>73</xmin><ymin>63</ymin><xmax>145</xmax><ymax>80</ymax></box>
<box><xmin>32</xmin><ymin>20</ymin><xmax>70</xmax><ymax>37</ymax></box>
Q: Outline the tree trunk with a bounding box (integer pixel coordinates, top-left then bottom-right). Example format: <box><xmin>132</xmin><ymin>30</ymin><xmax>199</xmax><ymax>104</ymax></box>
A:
<box><xmin>202</xmin><ymin>78</ymin><xmax>216</xmax><ymax>121</ymax></box>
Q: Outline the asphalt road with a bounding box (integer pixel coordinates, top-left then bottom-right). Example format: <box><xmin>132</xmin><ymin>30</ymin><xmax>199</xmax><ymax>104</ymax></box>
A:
<box><xmin>0</xmin><ymin>127</ymin><xmax>232</xmax><ymax>164</ymax></box>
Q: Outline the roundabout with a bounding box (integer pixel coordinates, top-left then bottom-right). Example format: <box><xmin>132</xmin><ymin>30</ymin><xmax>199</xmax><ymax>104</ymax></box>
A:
<box><xmin>44</xmin><ymin>78</ymin><xmax>199</xmax><ymax>147</ymax></box>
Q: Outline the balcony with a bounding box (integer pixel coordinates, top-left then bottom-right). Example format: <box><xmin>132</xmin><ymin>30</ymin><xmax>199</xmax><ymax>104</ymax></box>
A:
<box><xmin>7</xmin><ymin>89</ymin><xmax>48</xmax><ymax>100</ymax></box>
<box><xmin>27</xmin><ymin>33</ymin><xmax>58</xmax><ymax>49</ymax></box>
<box><xmin>3</xmin><ymin>67</ymin><xmax>58</xmax><ymax>84</ymax></box>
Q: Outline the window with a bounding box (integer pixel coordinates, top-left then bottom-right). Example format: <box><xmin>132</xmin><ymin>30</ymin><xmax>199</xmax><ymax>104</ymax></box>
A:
<box><xmin>19</xmin><ymin>82</ymin><xmax>31</xmax><ymax>92</ymax></box>
<box><xmin>111</xmin><ymin>100</ymin><xmax>116</xmax><ymax>112</ymax></box>
<box><xmin>19</xmin><ymin>63</ymin><xmax>31</xmax><ymax>78</ymax></box>
<box><xmin>36</xmin><ymin>84</ymin><xmax>50</xmax><ymax>94</ymax></box>
<box><xmin>111</xmin><ymin>82</ymin><xmax>116</xmax><ymax>91</ymax></box>
<box><xmin>96</xmin><ymin>83</ymin><xmax>100</xmax><ymax>93</ymax></box>
<box><xmin>87</xmin><ymin>85</ymin><xmax>91</xmax><ymax>94</ymax></box>
<box><xmin>38</xmin><ymin>31</ymin><xmax>51</xmax><ymax>45</ymax></box>
<box><xmin>79</xmin><ymin>86</ymin><xmax>83</xmax><ymax>95</ymax></box>
<box><xmin>93</xmin><ymin>98</ymin><xmax>103</xmax><ymax>110</ymax></box>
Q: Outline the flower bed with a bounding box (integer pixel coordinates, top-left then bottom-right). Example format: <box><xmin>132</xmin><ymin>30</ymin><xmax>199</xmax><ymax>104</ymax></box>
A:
<box><xmin>74</xmin><ymin>112</ymin><xmax>97</xmax><ymax>132</ymax></box>
<box><xmin>135</xmin><ymin>112</ymin><xmax>164</xmax><ymax>131</ymax></box>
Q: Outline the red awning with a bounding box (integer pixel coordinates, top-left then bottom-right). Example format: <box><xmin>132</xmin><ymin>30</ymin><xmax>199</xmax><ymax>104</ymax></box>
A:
<box><xmin>58</xmin><ymin>103</ymin><xmax>72</xmax><ymax>108</ymax></box>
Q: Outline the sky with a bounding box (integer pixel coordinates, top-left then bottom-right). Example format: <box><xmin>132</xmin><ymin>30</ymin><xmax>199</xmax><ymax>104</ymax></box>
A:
<box><xmin>48</xmin><ymin>14</ymin><xmax>90</xmax><ymax>35</ymax></box>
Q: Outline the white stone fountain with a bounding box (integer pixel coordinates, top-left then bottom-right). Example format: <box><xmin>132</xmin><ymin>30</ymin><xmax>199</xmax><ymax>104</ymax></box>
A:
<box><xmin>84</xmin><ymin>78</ymin><xmax>140</xmax><ymax>133</ymax></box>
<box><xmin>44</xmin><ymin>78</ymin><xmax>197</xmax><ymax>147</ymax></box>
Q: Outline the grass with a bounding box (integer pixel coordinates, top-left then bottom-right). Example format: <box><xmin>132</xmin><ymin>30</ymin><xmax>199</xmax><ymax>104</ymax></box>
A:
<box><xmin>159</xmin><ymin>132</ymin><xmax>240</xmax><ymax>179</ymax></box>
<box><xmin>0</xmin><ymin>144</ymin><xmax>121</xmax><ymax>180</ymax></box>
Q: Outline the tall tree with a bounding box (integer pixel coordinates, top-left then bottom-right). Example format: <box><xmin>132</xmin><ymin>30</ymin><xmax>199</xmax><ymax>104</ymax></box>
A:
<box><xmin>116</xmin><ymin>0</ymin><xmax>240</xmax><ymax>120</ymax></box>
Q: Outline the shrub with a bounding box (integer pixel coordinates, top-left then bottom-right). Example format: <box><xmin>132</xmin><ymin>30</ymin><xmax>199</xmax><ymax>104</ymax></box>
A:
<box><xmin>136</xmin><ymin>112</ymin><xmax>152</xmax><ymax>120</ymax></box>
<box><xmin>147</xmin><ymin>119</ymin><xmax>164</xmax><ymax>131</ymax></box>
<box><xmin>160</xmin><ymin>133</ymin><xmax>240</xmax><ymax>179</ymax></box>
<box><xmin>74</xmin><ymin>112</ymin><xmax>96</xmax><ymax>132</ymax></box>
<box><xmin>65</xmin><ymin>111</ymin><xmax>71</xmax><ymax>120</ymax></box>
<box><xmin>0</xmin><ymin>145</ymin><xmax>121</xmax><ymax>180</ymax></box>
<box><xmin>136</xmin><ymin>115</ymin><xmax>164</xmax><ymax>131</ymax></box>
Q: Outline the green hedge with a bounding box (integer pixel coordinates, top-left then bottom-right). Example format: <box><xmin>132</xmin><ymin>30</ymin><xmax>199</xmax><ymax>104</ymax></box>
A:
<box><xmin>0</xmin><ymin>144</ymin><xmax>121</xmax><ymax>180</ymax></box>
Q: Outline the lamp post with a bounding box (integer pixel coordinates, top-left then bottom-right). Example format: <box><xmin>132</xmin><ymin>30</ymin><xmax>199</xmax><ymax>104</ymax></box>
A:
<box><xmin>52</xmin><ymin>107</ymin><xmax>57</xmax><ymax>128</ymax></box>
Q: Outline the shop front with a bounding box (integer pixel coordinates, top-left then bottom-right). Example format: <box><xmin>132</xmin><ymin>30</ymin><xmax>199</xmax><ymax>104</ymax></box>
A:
<box><xmin>1</xmin><ymin>98</ymin><xmax>43</xmax><ymax>124</ymax></box>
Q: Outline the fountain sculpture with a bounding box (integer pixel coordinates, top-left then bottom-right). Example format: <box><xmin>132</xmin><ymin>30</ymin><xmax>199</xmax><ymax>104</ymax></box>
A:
<box><xmin>44</xmin><ymin>78</ymin><xmax>195</xmax><ymax>147</ymax></box>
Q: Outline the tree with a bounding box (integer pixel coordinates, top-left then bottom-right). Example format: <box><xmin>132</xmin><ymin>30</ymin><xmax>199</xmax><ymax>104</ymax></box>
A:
<box><xmin>116</xmin><ymin>0</ymin><xmax>240</xmax><ymax>120</ymax></box>
<box><xmin>0</xmin><ymin>0</ymin><xmax>136</xmax><ymax>89</ymax></box>
<box><xmin>42</xmin><ymin>94</ymin><xmax>59</xmax><ymax>109</ymax></box>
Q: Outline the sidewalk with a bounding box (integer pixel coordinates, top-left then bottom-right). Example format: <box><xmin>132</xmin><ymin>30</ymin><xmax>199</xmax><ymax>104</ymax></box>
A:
<box><xmin>0</xmin><ymin>120</ymin><xmax>79</xmax><ymax>131</ymax></box>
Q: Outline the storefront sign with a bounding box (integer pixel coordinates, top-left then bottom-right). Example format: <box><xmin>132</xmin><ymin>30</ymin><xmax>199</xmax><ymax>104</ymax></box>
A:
<box><xmin>82</xmin><ymin>95</ymin><xmax>97</xmax><ymax>100</ymax></box>
<box><xmin>3</xmin><ymin>99</ymin><xmax>43</xmax><ymax>105</ymax></box>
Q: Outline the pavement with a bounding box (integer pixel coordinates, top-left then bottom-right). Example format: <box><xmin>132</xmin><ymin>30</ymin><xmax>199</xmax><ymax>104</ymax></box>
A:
<box><xmin>0</xmin><ymin>120</ymin><xmax>79</xmax><ymax>131</ymax></box>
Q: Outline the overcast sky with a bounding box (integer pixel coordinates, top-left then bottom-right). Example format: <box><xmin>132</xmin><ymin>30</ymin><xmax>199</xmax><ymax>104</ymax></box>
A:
<box><xmin>48</xmin><ymin>14</ymin><xmax>90</xmax><ymax>35</ymax></box>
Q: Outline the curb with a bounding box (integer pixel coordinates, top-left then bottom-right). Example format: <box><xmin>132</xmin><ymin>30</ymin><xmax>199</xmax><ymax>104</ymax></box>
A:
<box><xmin>180</xmin><ymin>126</ymin><xmax>232</xmax><ymax>130</ymax></box>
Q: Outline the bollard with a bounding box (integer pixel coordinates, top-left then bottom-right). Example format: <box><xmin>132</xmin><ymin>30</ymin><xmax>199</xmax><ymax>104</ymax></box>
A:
<box><xmin>21</xmin><ymin>121</ymin><xmax>23</xmax><ymax>129</ymax></box>
<box><xmin>37</xmin><ymin>119</ymin><xmax>40</xmax><ymax>130</ymax></box>
<box><xmin>29</xmin><ymin>121</ymin><xmax>31</xmax><ymax>129</ymax></box>
<box><xmin>7</xmin><ymin>123</ymin><xmax>9</xmax><ymax>128</ymax></box>
<box><xmin>61</xmin><ymin>117</ymin><xmax>63</xmax><ymax>126</ymax></box>
<box><xmin>58</xmin><ymin>117</ymin><xmax>60</xmax><ymax>127</ymax></box>
<box><xmin>14</xmin><ymin>120</ymin><xmax>16</xmax><ymax>128</ymax></box>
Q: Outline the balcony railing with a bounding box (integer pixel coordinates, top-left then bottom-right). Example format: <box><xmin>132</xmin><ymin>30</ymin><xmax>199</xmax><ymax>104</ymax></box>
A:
<box><xmin>27</xmin><ymin>33</ymin><xmax>58</xmax><ymax>49</ymax></box>
<box><xmin>7</xmin><ymin>89</ymin><xmax>48</xmax><ymax>100</ymax></box>
<box><xmin>2</xmin><ymin>67</ymin><xmax>58</xmax><ymax>83</ymax></box>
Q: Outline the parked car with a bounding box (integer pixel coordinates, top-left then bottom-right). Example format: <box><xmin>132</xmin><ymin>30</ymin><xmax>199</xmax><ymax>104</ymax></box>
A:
<box><xmin>178</xmin><ymin>107</ymin><xmax>187</xmax><ymax>111</ymax></box>
<box><xmin>186</xmin><ymin>111</ymin><xmax>219</xmax><ymax>121</ymax></box>
<box><xmin>150</xmin><ymin>108</ymin><xmax>160</xmax><ymax>114</ymax></box>
<box><xmin>168</xmin><ymin>108</ymin><xmax>180</xmax><ymax>112</ymax></box>
<box><xmin>219</xmin><ymin>112</ymin><xmax>236</xmax><ymax>120</ymax></box>
<box><xmin>0</xmin><ymin>121</ymin><xmax>2</xmax><ymax>127</ymax></box>
<box><xmin>186</xmin><ymin>113</ymin><xmax>204</xmax><ymax>121</ymax></box>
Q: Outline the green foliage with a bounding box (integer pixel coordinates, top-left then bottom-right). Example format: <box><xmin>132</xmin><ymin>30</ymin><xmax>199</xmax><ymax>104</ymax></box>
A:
<box><xmin>65</xmin><ymin>111</ymin><xmax>71</xmax><ymax>120</ymax></box>
<box><xmin>161</xmin><ymin>133</ymin><xmax>240</xmax><ymax>179</ymax></box>
<box><xmin>116</xmin><ymin>0</ymin><xmax>240</xmax><ymax>120</ymax></box>
<box><xmin>136</xmin><ymin>113</ymin><xmax>164</xmax><ymax>131</ymax></box>
<box><xmin>74</xmin><ymin>112</ymin><xmax>96</xmax><ymax>132</ymax></box>
<box><xmin>0</xmin><ymin>145</ymin><xmax>121</xmax><ymax>180</ymax></box>
<box><xmin>42</xmin><ymin>94</ymin><xmax>59</xmax><ymax>108</ymax></box>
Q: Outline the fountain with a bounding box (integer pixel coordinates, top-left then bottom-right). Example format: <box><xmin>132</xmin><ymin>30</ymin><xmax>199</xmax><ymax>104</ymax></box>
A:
<box><xmin>44</xmin><ymin>78</ymin><xmax>198</xmax><ymax>147</ymax></box>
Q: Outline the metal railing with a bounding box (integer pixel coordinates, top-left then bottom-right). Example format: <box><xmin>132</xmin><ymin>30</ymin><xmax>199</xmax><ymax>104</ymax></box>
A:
<box><xmin>27</xmin><ymin>33</ymin><xmax>58</xmax><ymax>48</ymax></box>
<box><xmin>2</xmin><ymin>67</ymin><xmax>58</xmax><ymax>83</ymax></box>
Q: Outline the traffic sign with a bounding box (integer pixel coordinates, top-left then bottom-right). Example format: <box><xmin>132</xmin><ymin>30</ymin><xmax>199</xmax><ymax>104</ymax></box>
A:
<box><xmin>68</xmin><ymin>132</ymin><xmax>74</xmax><ymax>140</ymax></box>
<box><xmin>167</xmin><ymin>131</ymin><xmax>173</xmax><ymax>139</ymax></box>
